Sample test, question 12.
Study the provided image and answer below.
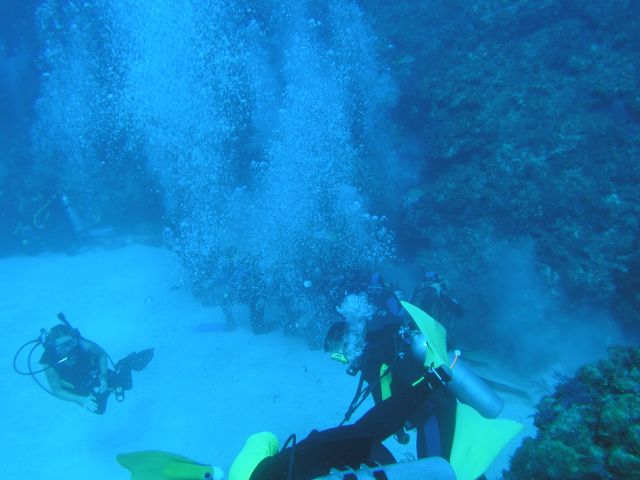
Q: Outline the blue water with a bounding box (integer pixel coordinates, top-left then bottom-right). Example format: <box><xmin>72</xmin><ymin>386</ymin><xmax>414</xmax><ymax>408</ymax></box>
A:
<box><xmin>1</xmin><ymin>1</ymin><xmax>638</xmax><ymax>478</ymax></box>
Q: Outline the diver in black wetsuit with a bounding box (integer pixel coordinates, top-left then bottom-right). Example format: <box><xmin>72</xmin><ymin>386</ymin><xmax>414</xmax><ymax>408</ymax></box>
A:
<box><xmin>40</xmin><ymin>323</ymin><xmax>112</xmax><ymax>413</ymax></box>
<box><xmin>364</xmin><ymin>272</ymin><xmax>407</xmax><ymax>332</ymax></box>
<box><xmin>20</xmin><ymin>314</ymin><xmax>154</xmax><ymax>414</ymax></box>
<box><xmin>116</xmin><ymin>372</ymin><xmax>456</xmax><ymax>480</ymax></box>
<box><xmin>324</xmin><ymin>272</ymin><xmax>457</xmax><ymax>460</ymax></box>
<box><xmin>244</xmin><ymin>370</ymin><xmax>451</xmax><ymax>480</ymax></box>
<box><xmin>411</xmin><ymin>271</ymin><xmax>464</xmax><ymax>346</ymax></box>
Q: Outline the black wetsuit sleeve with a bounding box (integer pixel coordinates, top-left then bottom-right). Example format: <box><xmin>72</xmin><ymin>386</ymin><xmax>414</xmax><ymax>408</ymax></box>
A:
<box><xmin>354</xmin><ymin>381</ymin><xmax>430</xmax><ymax>442</ymax></box>
<box><xmin>361</xmin><ymin>324</ymin><xmax>400</xmax><ymax>403</ymax></box>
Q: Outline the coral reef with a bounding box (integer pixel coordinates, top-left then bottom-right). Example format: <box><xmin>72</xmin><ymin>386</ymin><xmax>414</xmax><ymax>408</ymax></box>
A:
<box><xmin>360</xmin><ymin>0</ymin><xmax>640</xmax><ymax>332</ymax></box>
<box><xmin>504</xmin><ymin>346</ymin><xmax>640</xmax><ymax>480</ymax></box>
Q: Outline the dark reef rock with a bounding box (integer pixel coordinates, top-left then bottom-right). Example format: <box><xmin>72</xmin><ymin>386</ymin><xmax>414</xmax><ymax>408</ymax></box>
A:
<box><xmin>504</xmin><ymin>346</ymin><xmax>640</xmax><ymax>480</ymax></box>
<box><xmin>362</xmin><ymin>0</ymin><xmax>640</xmax><ymax>332</ymax></box>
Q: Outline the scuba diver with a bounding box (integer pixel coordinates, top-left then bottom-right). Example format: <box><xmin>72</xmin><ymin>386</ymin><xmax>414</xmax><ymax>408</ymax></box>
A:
<box><xmin>411</xmin><ymin>271</ymin><xmax>464</xmax><ymax>344</ymax></box>
<box><xmin>14</xmin><ymin>313</ymin><xmax>154</xmax><ymax>414</ymax></box>
<box><xmin>18</xmin><ymin>193</ymin><xmax>85</xmax><ymax>253</ymax></box>
<box><xmin>325</xmin><ymin>285</ymin><xmax>508</xmax><ymax>466</ymax></box>
<box><xmin>16</xmin><ymin>192</ymin><xmax>116</xmax><ymax>254</ymax></box>
<box><xmin>116</xmin><ymin>304</ymin><xmax>522</xmax><ymax>480</ymax></box>
<box><xmin>232</xmin><ymin>374</ymin><xmax>457</xmax><ymax>480</ymax></box>
<box><xmin>118</xmin><ymin>367</ymin><xmax>460</xmax><ymax>480</ymax></box>
<box><xmin>365</xmin><ymin>272</ymin><xmax>407</xmax><ymax>332</ymax></box>
<box><xmin>224</xmin><ymin>252</ymin><xmax>269</xmax><ymax>334</ymax></box>
<box><xmin>328</xmin><ymin>272</ymin><xmax>414</xmax><ymax>444</ymax></box>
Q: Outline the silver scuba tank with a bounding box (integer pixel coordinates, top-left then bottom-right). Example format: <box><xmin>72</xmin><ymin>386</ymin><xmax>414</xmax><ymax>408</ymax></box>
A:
<box><xmin>446</xmin><ymin>350</ymin><xmax>504</xmax><ymax>419</ymax></box>
<box><xmin>59</xmin><ymin>194</ymin><xmax>84</xmax><ymax>235</ymax></box>
<box><xmin>313</xmin><ymin>456</ymin><xmax>456</xmax><ymax>480</ymax></box>
<box><xmin>409</xmin><ymin>332</ymin><xmax>504</xmax><ymax>419</ymax></box>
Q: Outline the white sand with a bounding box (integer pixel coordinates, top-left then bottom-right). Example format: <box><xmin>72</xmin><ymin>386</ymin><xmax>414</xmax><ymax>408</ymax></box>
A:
<box><xmin>0</xmin><ymin>244</ymin><xmax>538</xmax><ymax>479</ymax></box>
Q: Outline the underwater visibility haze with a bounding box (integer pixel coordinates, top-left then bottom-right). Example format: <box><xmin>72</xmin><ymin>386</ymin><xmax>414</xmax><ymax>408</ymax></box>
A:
<box><xmin>1</xmin><ymin>0</ymin><xmax>639</xmax><ymax>479</ymax></box>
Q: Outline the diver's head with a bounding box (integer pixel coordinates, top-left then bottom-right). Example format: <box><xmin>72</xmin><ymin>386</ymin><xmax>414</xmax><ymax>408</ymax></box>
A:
<box><xmin>45</xmin><ymin>324</ymin><xmax>79</xmax><ymax>356</ymax></box>
<box><xmin>366</xmin><ymin>272</ymin><xmax>385</xmax><ymax>296</ymax></box>
<box><xmin>424</xmin><ymin>271</ymin><xmax>440</xmax><ymax>283</ymax></box>
<box><xmin>324</xmin><ymin>321</ymin><xmax>361</xmax><ymax>374</ymax></box>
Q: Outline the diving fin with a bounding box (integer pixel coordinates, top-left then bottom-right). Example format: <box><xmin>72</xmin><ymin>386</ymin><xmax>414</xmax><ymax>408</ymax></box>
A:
<box><xmin>229</xmin><ymin>432</ymin><xmax>280</xmax><ymax>480</ymax></box>
<box><xmin>401</xmin><ymin>300</ymin><xmax>448</xmax><ymax>368</ymax></box>
<box><xmin>117</xmin><ymin>451</ymin><xmax>223</xmax><ymax>480</ymax></box>
<box><xmin>117</xmin><ymin>348</ymin><xmax>154</xmax><ymax>372</ymax></box>
<box><xmin>449</xmin><ymin>402</ymin><xmax>523</xmax><ymax>480</ymax></box>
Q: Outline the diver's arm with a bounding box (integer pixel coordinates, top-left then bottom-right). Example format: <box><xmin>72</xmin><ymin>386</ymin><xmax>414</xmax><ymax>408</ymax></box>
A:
<box><xmin>43</xmin><ymin>367</ymin><xmax>98</xmax><ymax>410</ymax></box>
<box><xmin>354</xmin><ymin>373</ymin><xmax>449</xmax><ymax>443</ymax></box>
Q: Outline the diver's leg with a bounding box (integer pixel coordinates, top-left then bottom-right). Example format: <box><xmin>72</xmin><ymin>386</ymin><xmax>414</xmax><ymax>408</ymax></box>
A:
<box><xmin>250</xmin><ymin>426</ymin><xmax>376</xmax><ymax>480</ymax></box>
<box><xmin>221</xmin><ymin>295</ymin><xmax>237</xmax><ymax>330</ymax></box>
<box><xmin>250</xmin><ymin>296</ymin><xmax>266</xmax><ymax>334</ymax></box>
<box><xmin>251</xmin><ymin>385</ymin><xmax>437</xmax><ymax>479</ymax></box>
<box><xmin>434</xmin><ymin>389</ymin><xmax>457</xmax><ymax>460</ymax></box>
<box><xmin>415</xmin><ymin>388</ymin><xmax>457</xmax><ymax>459</ymax></box>
<box><xmin>416</xmin><ymin>415</ymin><xmax>442</xmax><ymax>458</ymax></box>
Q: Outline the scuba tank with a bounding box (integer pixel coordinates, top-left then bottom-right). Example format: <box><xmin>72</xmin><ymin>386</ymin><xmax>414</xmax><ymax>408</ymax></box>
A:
<box><xmin>410</xmin><ymin>332</ymin><xmax>504</xmax><ymax>419</ymax></box>
<box><xmin>445</xmin><ymin>350</ymin><xmax>504</xmax><ymax>419</ymax></box>
<box><xmin>59</xmin><ymin>194</ymin><xmax>84</xmax><ymax>235</ymax></box>
<box><xmin>313</xmin><ymin>456</ymin><xmax>456</xmax><ymax>480</ymax></box>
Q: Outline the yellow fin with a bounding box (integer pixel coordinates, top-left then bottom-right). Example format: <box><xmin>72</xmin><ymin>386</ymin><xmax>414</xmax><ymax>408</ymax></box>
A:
<box><xmin>449</xmin><ymin>402</ymin><xmax>523</xmax><ymax>480</ymax></box>
<box><xmin>401</xmin><ymin>301</ymin><xmax>448</xmax><ymax>368</ymax></box>
<box><xmin>229</xmin><ymin>431</ymin><xmax>280</xmax><ymax>480</ymax></box>
<box><xmin>117</xmin><ymin>451</ymin><xmax>215</xmax><ymax>480</ymax></box>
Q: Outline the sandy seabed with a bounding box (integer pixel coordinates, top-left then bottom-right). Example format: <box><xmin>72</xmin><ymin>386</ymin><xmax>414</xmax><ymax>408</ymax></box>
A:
<box><xmin>0</xmin><ymin>244</ymin><xmax>538</xmax><ymax>479</ymax></box>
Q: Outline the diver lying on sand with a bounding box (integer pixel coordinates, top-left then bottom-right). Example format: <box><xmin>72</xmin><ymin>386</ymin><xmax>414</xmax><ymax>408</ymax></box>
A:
<box><xmin>117</xmin><ymin>380</ymin><xmax>521</xmax><ymax>480</ymax></box>
<box><xmin>117</xmin><ymin>311</ymin><xmax>522</xmax><ymax>480</ymax></box>
<box><xmin>14</xmin><ymin>312</ymin><xmax>153</xmax><ymax>414</ymax></box>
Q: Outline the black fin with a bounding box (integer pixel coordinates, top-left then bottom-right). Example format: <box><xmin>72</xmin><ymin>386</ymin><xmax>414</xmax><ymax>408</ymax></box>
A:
<box><xmin>127</xmin><ymin>348</ymin><xmax>154</xmax><ymax>372</ymax></box>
